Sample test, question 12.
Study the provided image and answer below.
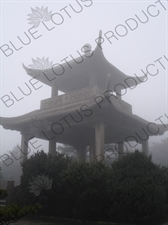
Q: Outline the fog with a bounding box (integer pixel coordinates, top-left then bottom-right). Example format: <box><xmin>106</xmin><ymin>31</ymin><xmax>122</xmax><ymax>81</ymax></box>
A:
<box><xmin>0</xmin><ymin>0</ymin><xmax>167</xmax><ymax>167</ymax></box>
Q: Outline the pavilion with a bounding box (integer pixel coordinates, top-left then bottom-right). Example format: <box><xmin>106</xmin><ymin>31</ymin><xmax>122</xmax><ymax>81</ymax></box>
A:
<box><xmin>0</xmin><ymin>31</ymin><xmax>167</xmax><ymax>163</ymax></box>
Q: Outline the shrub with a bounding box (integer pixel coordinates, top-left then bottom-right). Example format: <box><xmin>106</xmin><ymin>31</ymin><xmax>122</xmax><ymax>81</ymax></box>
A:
<box><xmin>106</xmin><ymin>151</ymin><xmax>167</xmax><ymax>224</ymax></box>
<box><xmin>19</xmin><ymin>150</ymin><xmax>168</xmax><ymax>224</ymax></box>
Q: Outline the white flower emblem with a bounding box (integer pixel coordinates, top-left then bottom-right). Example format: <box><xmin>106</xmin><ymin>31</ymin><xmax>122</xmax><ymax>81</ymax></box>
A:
<box><xmin>28</xmin><ymin>57</ymin><xmax>53</xmax><ymax>70</ymax></box>
<box><xmin>27</xmin><ymin>6</ymin><xmax>52</xmax><ymax>28</ymax></box>
<box><xmin>29</xmin><ymin>175</ymin><xmax>53</xmax><ymax>196</ymax></box>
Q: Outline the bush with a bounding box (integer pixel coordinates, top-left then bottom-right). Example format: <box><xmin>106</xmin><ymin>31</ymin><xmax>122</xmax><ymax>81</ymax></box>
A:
<box><xmin>19</xmin><ymin>150</ymin><xmax>168</xmax><ymax>224</ymax></box>
<box><xmin>61</xmin><ymin>162</ymin><xmax>110</xmax><ymax>220</ymax></box>
<box><xmin>17</xmin><ymin>151</ymin><xmax>71</xmax><ymax>209</ymax></box>
<box><xmin>107</xmin><ymin>151</ymin><xmax>167</xmax><ymax>224</ymax></box>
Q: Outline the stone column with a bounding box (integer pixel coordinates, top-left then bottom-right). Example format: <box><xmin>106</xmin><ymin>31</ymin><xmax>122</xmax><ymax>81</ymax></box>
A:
<box><xmin>118</xmin><ymin>142</ymin><xmax>124</xmax><ymax>159</ymax></box>
<box><xmin>89</xmin><ymin>142</ymin><xmax>95</xmax><ymax>162</ymax></box>
<box><xmin>142</xmin><ymin>140</ymin><xmax>149</xmax><ymax>156</ymax></box>
<box><xmin>20</xmin><ymin>133</ymin><xmax>29</xmax><ymax>163</ymax></box>
<box><xmin>49</xmin><ymin>139</ymin><xmax>57</xmax><ymax>155</ymax></box>
<box><xmin>51</xmin><ymin>87</ymin><xmax>58</xmax><ymax>97</ymax></box>
<box><xmin>95</xmin><ymin>121</ymin><xmax>105</xmax><ymax>162</ymax></box>
<box><xmin>76</xmin><ymin>145</ymin><xmax>87</xmax><ymax>163</ymax></box>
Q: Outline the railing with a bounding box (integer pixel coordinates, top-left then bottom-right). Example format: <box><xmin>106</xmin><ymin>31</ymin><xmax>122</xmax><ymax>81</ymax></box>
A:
<box><xmin>40</xmin><ymin>86</ymin><xmax>101</xmax><ymax>110</ymax></box>
<box><xmin>0</xmin><ymin>180</ymin><xmax>14</xmax><ymax>206</ymax></box>
<box><xmin>40</xmin><ymin>85</ymin><xmax>132</xmax><ymax>114</ymax></box>
<box><xmin>0</xmin><ymin>199</ymin><xmax>6</xmax><ymax>207</ymax></box>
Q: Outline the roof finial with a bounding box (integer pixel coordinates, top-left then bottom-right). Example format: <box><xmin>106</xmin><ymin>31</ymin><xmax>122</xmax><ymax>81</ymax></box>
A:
<box><xmin>98</xmin><ymin>30</ymin><xmax>102</xmax><ymax>44</ymax></box>
<box><xmin>96</xmin><ymin>30</ymin><xmax>103</xmax><ymax>50</ymax></box>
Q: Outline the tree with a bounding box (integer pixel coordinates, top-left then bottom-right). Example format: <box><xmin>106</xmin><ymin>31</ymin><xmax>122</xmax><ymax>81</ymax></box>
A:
<box><xmin>107</xmin><ymin>151</ymin><xmax>168</xmax><ymax>224</ymax></box>
<box><xmin>18</xmin><ymin>151</ymin><xmax>71</xmax><ymax>197</ymax></box>
<box><xmin>150</xmin><ymin>137</ymin><xmax>168</xmax><ymax>167</ymax></box>
<box><xmin>63</xmin><ymin>162</ymin><xmax>110</xmax><ymax>220</ymax></box>
<box><xmin>0</xmin><ymin>145</ymin><xmax>22</xmax><ymax>186</ymax></box>
<box><xmin>19</xmin><ymin>150</ymin><xmax>168</xmax><ymax>224</ymax></box>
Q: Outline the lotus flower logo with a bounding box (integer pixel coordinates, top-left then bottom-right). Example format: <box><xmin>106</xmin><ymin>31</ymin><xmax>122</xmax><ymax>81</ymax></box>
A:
<box><xmin>27</xmin><ymin>6</ymin><xmax>52</xmax><ymax>28</ymax></box>
<box><xmin>29</xmin><ymin>175</ymin><xmax>53</xmax><ymax>196</ymax></box>
<box><xmin>28</xmin><ymin>57</ymin><xmax>53</xmax><ymax>70</ymax></box>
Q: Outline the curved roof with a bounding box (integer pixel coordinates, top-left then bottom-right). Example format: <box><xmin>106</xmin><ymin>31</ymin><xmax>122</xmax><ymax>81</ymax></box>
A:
<box><xmin>22</xmin><ymin>31</ymin><xmax>146</xmax><ymax>93</ymax></box>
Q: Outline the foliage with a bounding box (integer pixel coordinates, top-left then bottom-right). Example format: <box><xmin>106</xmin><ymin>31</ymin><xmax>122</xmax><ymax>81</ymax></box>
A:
<box><xmin>0</xmin><ymin>190</ymin><xmax>7</xmax><ymax>199</ymax></box>
<box><xmin>150</xmin><ymin>136</ymin><xmax>168</xmax><ymax>167</ymax></box>
<box><xmin>18</xmin><ymin>150</ymin><xmax>71</xmax><ymax>204</ymax></box>
<box><xmin>0</xmin><ymin>167</ymin><xmax>41</xmax><ymax>225</ymax></box>
<box><xmin>19</xmin><ymin>150</ymin><xmax>168</xmax><ymax>224</ymax></box>
<box><xmin>106</xmin><ymin>151</ymin><xmax>167</xmax><ymax>224</ymax></box>
<box><xmin>63</xmin><ymin>162</ymin><xmax>110</xmax><ymax>220</ymax></box>
<box><xmin>0</xmin><ymin>203</ymin><xmax>41</xmax><ymax>225</ymax></box>
<box><xmin>20</xmin><ymin>150</ymin><xmax>71</xmax><ymax>185</ymax></box>
<box><xmin>0</xmin><ymin>145</ymin><xmax>22</xmax><ymax>186</ymax></box>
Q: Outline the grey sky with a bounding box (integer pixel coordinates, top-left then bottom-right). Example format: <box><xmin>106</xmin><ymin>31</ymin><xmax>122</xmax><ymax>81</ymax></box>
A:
<box><xmin>0</xmin><ymin>0</ymin><xmax>167</xmax><ymax>157</ymax></box>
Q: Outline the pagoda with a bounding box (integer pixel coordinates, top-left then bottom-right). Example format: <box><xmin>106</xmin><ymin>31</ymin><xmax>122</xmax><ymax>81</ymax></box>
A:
<box><xmin>0</xmin><ymin>31</ymin><xmax>167</xmax><ymax>163</ymax></box>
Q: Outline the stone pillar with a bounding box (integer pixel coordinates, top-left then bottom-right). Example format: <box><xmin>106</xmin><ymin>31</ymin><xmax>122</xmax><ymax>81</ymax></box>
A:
<box><xmin>118</xmin><ymin>142</ymin><xmax>124</xmax><ymax>159</ymax></box>
<box><xmin>49</xmin><ymin>139</ymin><xmax>57</xmax><ymax>155</ymax></box>
<box><xmin>89</xmin><ymin>143</ymin><xmax>95</xmax><ymax>162</ymax></box>
<box><xmin>51</xmin><ymin>87</ymin><xmax>58</xmax><ymax>97</ymax></box>
<box><xmin>142</xmin><ymin>140</ymin><xmax>149</xmax><ymax>156</ymax></box>
<box><xmin>76</xmin><ymin>145</ymin><xmax>87</xmax><ymax>163</ymax></box>
<box><xmin>95</xmin><ymin>121</ymin><xmax>105</xmax><ymax>162</ymax></box>
<box><xmin>20</xmin><ymin>134</ymin><xmax>29</xmax><ymax>162</ymax></box>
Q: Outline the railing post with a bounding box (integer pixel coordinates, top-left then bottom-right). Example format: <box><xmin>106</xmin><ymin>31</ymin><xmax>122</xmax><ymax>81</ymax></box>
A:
<box><xmin>6</xmin><ymin>180</ymin><xmax>14</xmax><ymax>205</ymax></box>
